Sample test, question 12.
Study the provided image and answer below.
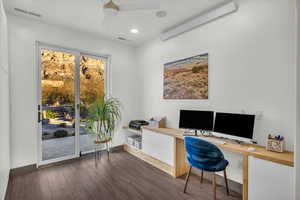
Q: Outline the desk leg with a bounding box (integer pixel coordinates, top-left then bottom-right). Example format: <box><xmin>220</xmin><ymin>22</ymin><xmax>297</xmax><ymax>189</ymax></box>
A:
<box><xmin>243</xmin><ymin>155</ymin><xmax>248</xmax><ymax>200</ymax></box>
<box><xmin>174</xmin><ymin>138</ymin><xmax>189</xmax><ymax>177</ymax></box>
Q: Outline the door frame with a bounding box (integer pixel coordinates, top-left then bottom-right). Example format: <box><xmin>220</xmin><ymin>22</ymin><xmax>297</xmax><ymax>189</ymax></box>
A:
<box><xmin>35</xmin><ymin>41</ymin><xmax>111</xmax><ymax>167</ymax></box>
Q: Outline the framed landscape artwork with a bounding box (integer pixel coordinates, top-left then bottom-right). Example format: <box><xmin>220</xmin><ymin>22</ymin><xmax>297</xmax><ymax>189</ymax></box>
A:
<box><xmin>163</xmin><ymin>53</ymin><xmax>208</xmax><ymax>99</ymax></box>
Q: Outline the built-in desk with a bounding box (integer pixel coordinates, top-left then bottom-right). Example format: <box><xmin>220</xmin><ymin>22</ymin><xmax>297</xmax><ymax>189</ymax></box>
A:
<box><xmin>142</xmin><ymin>126</ymin><xmax>294</xmax><ymax>166</ymax></box>
<box><xmin>123</xmin><ymin>126</ymin><xmax>294</xmax><ymax>200</ymax></box>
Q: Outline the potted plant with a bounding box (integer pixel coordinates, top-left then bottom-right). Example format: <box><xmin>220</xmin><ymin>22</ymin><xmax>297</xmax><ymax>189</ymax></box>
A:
<box><xmin>85</xmin><ymin>95</ymin><xmax>122</xmax><ymax>150</ymax></box>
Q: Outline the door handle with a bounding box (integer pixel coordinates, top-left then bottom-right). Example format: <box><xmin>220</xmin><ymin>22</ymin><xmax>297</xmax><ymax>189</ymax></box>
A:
<box><xmin>38</xmin><ymin>112</ymin><xmax>41</xmax><ymax>123</ymax></box>
<box><xmin>38</xmin><ymin>105</ymin><xmax>41</xmax><ymax>123</ymax></box>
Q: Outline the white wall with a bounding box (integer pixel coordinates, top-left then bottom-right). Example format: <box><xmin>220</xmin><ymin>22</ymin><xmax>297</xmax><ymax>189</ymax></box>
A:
<box><xmin>0</xmin><ymin>0</ymin><xmax>10</xmax><ymax>199</ymax></box>
<box><xmin>0</xmin><ymin>0</ymin><xmax>7</xmax><ymax>71</ymax></box>
<box><xmin>8</xmin><ymin>14</ymin><xmax>142</xmax><ymax>168</ymax></box>
<box><xmin>295</xmin><ymin>0</ymin><xmax>300</xmax><ymax>199</ymax></box>
<box><xmin>136</xmin><ymin>0</ymin><xmax>296</xmax><ymax>151</ymax></box>
<box><xmin>136</xmin><ymin>0</ymin><xmax>297</xmax><ymax>186</ymax></box>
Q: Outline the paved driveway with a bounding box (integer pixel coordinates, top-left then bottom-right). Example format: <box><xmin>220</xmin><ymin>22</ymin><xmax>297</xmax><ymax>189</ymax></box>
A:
<box><xmin>42</xmin><ymin>134</ymin><xmax>102</xmax><ymax>160</ymax></box>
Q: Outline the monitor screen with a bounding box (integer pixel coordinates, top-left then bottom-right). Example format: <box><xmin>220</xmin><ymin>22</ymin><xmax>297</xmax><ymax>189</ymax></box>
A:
<box><xmin>179</xmin><ymin>110</ymin><xmax>214</xmax><ymax>131</ymax></box>
<box><xmin>214</xmin><ymin>112</ymin><xmax>255</xmax><ymax>139</ymax></box>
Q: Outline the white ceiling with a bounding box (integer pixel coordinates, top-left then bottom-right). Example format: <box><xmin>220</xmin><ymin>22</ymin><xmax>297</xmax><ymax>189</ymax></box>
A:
<box><xmin>4</xmin><ymin>0</ymin><xmax>228</xmax><ymax>46</ymax></box>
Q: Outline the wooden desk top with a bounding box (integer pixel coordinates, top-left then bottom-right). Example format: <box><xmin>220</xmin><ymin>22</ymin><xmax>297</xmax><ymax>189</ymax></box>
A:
<box><xmin>142</xmin><ymin>126</ymin><xmax>294</xmax><ymax>167</ymax></box>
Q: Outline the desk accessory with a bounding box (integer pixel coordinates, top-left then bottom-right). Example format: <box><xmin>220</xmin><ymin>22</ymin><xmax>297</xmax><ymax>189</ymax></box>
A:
<box><xmin>200</xmin><ymin>131</ymin><xmax>213</xmax><ymax>137</ymax></box>
<box><xmin>266</xmin><ymin>134</ymin><xmax>284</xmax><ymax>152</ymax></box>
<box><xmin>149</xmin><ymin>117</ymin><xmax>166</xmax><ymax>128</ymax></box>
<box><xmin>129</xmin><ymin>120</ymin><xmax>149</xmax><ymax>130</ymax></box>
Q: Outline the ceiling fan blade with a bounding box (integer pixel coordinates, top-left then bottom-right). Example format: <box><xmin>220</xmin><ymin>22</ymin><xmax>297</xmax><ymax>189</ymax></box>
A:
<box><xmin>118</xmin><ymin>2</ymin><xmax>160</xmax><ymax>11</ymax></box>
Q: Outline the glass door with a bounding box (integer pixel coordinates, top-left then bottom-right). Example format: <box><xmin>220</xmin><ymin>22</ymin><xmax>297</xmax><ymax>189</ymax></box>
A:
<box><xmin>79</xmin><ymin>55</ymin><xmax>106</xmax><ymax>154</ymax></box>
<box><xmin>37</xmin><ymin>43</ymin><xmax>110</xmax><ymax>166</ymax></box>
<box><xmin>38</xmin><ymin>47</ymin><xmax>79</xmax><ymax>164</ymax></box>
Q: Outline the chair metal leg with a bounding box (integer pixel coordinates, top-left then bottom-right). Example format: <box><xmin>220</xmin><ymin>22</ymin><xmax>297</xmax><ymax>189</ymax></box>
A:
<box><xmin>94</xmin><ymin>146</ymin><xmax>96</xmax><ymax>160</ymax></box>
<box><xmin>201</xmin><ymin>170</ymin><xmax>204</xmax><ymax>183</ymax></box>
<box><xmin>212</xmin><ymin>173</ymin><xmax>217</xmax><ymax>200</ymax></box>
<box><xmin>224</xmin><ymin>169</ymin><xmax>230</xmax><ymax>196</ymax></box>
<box><xmin>94</xmin><ymin>145</ymin><xmax>98</xmax><ymax>167</ymax></box>
<box><xmin>99</xmin><ymin>147</ymin><xmax>101</xmax><ymax>160</ymax></box>
<box><xmin>183</xmin><ymin>166</ymin><xmax>192</xmax><ymax>193</ymax></box>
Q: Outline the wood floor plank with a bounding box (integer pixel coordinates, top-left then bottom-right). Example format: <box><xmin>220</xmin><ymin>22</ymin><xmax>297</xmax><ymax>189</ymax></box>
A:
<box><xmin>6</xmin><ymin>151</ymin><xmax>242</xmax><ymax>200</ymax></box>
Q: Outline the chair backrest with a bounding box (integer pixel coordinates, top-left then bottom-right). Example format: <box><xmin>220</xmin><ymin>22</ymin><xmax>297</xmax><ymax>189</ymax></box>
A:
<box><xmin>184</xmin><ymin>136</ymin><xmax>225</xmax><ymax>167</ymax></box>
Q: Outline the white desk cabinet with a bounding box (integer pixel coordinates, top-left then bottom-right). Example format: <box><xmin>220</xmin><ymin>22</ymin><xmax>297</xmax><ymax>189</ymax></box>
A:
<box><xmin>142</xmin><ymin>129</ymin><xmax>175</xmax><ymax>166</ymax></box>
<box><xmin>249</xmin><ymin>156</ymin><xmax>294</xmax><ymax>200</ymax></box>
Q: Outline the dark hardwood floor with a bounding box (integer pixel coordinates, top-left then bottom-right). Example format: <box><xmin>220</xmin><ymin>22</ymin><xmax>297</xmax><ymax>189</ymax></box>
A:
<box><xmin>5</xmin><ymin>151</ymin><xmax>242</xmax><ymax>200</ymax></box>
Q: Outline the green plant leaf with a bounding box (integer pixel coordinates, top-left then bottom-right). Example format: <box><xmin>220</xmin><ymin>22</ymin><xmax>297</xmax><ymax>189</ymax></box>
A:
<box><xmin>85</xmin><ymin>95</ymin><xmax>122</xmax><ymax>142</ymax></box>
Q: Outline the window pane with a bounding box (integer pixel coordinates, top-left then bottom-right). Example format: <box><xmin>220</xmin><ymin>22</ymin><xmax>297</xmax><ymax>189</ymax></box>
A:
<box><xmin>41</xmin><ymin>49</ymin><xmax>76</xmax><ymax>161</ymax></box>
<box><xmin>79</xmin><ymin>56</ymin><xmax>105</xmax><ymax>153</ymax></box>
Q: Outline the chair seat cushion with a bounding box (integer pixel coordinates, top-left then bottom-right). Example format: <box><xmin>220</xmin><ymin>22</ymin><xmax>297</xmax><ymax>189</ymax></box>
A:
<box><xmin>187</xmin><ymin>156</ymin><xmax>229</xmax><ymax>172</ymax></box>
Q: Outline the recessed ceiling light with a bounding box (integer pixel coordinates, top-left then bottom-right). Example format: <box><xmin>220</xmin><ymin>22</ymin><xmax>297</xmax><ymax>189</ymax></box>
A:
<box><xmin>130</xmin><ymin>28</ymin><xmax>139</xmax><ymax>34</ymax></box>
<box><xmin>156</xmin><ymin>11</ymin><xmax>167</xmax><ymax>18</ymax></box>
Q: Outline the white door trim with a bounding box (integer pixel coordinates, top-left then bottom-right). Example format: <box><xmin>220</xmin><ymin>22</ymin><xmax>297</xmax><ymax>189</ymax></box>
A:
<box><xmin>35</xmin><ymin>41</ymin><xmax>111</xmax><ymax>167</ymax></box>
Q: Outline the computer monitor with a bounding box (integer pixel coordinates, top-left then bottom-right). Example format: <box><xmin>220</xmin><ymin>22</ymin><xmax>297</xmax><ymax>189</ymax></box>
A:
<box><xmin>214</xmin><ymin>112</ymin><xmax>255</xmax><ymax>139</ymax></box>
<box><xmin>179</xmin><ymin>110</ymin><xmax>214</xmax><ymax>131</ymax></box>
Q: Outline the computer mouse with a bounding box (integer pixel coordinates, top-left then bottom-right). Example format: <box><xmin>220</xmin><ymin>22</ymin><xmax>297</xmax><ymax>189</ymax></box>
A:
<box><xmin>247</xmin><ymin>147</ymin><xmax>256</xmax><ymax>151</ymax></box>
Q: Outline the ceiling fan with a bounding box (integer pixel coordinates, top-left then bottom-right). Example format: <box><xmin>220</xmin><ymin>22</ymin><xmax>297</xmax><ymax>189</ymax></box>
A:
<box><xmin>102</xmin><ymin>0</ymin><xmax>160</xmax><ymax>15</ymax></box>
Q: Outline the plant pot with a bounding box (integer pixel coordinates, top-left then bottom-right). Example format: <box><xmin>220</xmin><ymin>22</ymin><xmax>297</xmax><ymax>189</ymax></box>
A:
<box><xmin>94</xmin><ymin>138</ymin><xmax>112</xmax><ymax>145</ymax></box>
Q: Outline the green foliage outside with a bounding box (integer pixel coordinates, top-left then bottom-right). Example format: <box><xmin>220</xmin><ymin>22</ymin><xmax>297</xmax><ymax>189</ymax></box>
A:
<box><xmin>44</xmin><ymin>110</ymin><xmax>59</xmax><ymax>119</ymax></box>
<box><xmin>42</xmin><ymin>80</ymin><xmax>75</xmax><ymax>106</ymax></box>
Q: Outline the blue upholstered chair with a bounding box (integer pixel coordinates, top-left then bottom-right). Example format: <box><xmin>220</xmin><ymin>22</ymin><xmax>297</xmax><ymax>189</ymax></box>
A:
<box><xmin>183</xmin><ymin>136</ymin><xmax>229</xmax><ymax>200</ymax></box>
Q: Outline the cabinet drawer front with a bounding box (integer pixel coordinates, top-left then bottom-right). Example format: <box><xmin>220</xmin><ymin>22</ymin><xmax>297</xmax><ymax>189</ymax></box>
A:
<box><xmin>142</xmin><ymin>129</ymin><xmax>174</xmax><ymax>166</ymax></box>
<box><xmin>249</xmin><ymin>156</ymin><xmax>294</xmax><ymax>200</ymax></box>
